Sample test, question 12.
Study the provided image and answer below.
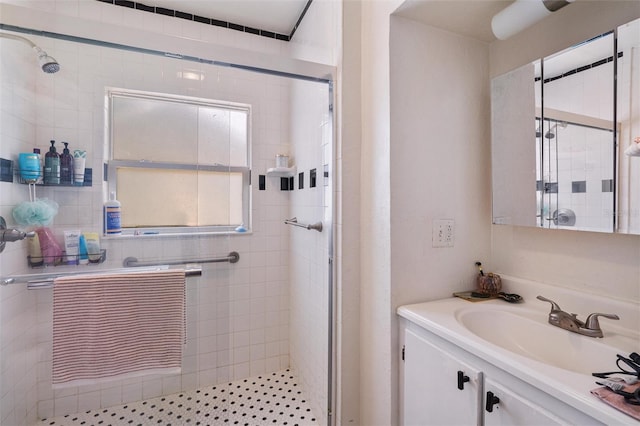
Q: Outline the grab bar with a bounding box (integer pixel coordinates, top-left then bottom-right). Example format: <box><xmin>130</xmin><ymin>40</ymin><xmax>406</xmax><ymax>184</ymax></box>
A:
<box><xmin>123</xmin><ymin>251</ymin><xmax>240</xmax><ymax>268</ymax></box>
<box><xmin>1</xmin><ymin>265</ymin><xmax>202</xmax><ymax>290</ymax></box>
<box><xmin>284</xmin><ymin>217</ymin><xmax>323</xmax><ymax>232</ymax></box>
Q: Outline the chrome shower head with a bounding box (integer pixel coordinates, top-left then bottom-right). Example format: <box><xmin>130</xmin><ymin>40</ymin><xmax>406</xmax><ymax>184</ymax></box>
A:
<box><xmin>544</xmin><ymin>121</ymin><xmax>568</xmax><ymax>139</ymax></box>
<box><xmin>33</xmin><ymin>46</ymin><xmax>60</xmax><ymax>74</ymax></box>
<box><xmin>0</xmin><ymin>32</ymin><xmax>60</xmax><ymax>74</ymax></box>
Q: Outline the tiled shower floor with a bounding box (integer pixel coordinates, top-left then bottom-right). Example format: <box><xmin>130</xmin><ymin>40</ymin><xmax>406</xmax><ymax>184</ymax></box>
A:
<box><xmin>39</xmin><ymin>370</ymin><xmax>319</xmax><ymax>426</ymax></box>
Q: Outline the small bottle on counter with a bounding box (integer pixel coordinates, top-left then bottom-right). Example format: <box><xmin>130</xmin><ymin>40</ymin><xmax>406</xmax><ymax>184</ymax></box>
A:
<box><xmin>60</xmin><ymin>142</ymin><xmax>73</xmax><ymax>185</ymax></box>
<box><xmin>44</xmin><ymin>140</ymin><xmax>60</xmax><ymax>185</ymax></box>
<box><xmin>103</xmin><ymin>191</ymin><xmax>122</xmax><ymax>235</ymax></box>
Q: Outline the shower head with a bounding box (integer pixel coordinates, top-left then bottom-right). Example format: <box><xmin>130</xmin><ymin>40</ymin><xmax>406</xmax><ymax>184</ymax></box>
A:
<box><xmin>544</xmin><ymin>121</ymin><xmax>568</xmax><ymax>140</ymax></box>
<box><xmin>33</xmin><ymin>46</ymin><xmax>60</xmax><ymax>74</ymax></box>
<box><xmin>0</xmin><ymin>32</ymin><xmax>60</xmax><ymax>74</ymax></box>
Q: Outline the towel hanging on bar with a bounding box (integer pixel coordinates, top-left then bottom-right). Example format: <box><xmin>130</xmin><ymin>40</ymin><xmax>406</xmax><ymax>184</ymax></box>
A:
<box><xmin>52</xmin><ymin>269</ymin><xmax>186</xmax><ymax>388</ymax></box>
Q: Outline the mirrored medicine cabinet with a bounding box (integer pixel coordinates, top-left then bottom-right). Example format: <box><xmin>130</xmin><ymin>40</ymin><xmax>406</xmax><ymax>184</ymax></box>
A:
<box><xmin>491</xmin><ymin>18</ymin><xmax>640</xmax><ymax>235</ymax></box>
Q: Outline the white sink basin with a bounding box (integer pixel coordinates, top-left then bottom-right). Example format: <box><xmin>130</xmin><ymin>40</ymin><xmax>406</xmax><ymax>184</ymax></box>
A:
<box><xmin>455</xmin><ymin>307</ymin><xmax>638</xmax><ymax>375</ymax></box>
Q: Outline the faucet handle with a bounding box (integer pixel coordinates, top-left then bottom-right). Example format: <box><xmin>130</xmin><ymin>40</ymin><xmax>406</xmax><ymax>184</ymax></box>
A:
<box><xmin>536</xmin><ymin>295</ymin><xmax>563</xmax><ymax>312</ymax></box>
<box><xmin>585</xmin><ymin>313</ymin><xmax>620</xmax><ymax>331</ymax></box>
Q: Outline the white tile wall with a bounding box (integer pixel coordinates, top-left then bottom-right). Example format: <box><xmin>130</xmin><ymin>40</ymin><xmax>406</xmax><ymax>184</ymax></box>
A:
<box><xmin>0</xmin><ymin>38</ymin><xmax>41</xmax><ymax>426</ymax></box>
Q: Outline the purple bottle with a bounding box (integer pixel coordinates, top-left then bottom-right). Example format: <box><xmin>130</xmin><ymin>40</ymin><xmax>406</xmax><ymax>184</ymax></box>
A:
<box><xmin>60</xmin><ymin>142</ymin><xmax>73</xmax><ymax>185</ymax></box>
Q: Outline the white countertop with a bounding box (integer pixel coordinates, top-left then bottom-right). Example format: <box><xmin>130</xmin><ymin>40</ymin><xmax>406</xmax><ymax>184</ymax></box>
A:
<box><xmin>397</xmin><ymin>275</ymin><xmax>640</xmax><ymax>425</ymax></box>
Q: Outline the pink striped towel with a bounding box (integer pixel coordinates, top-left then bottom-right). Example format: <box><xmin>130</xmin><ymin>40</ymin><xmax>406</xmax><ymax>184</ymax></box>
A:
<box><xmin>52</xmin><ymin>269</ymin><xmax>186</xmax><ymax>388</ymax></box>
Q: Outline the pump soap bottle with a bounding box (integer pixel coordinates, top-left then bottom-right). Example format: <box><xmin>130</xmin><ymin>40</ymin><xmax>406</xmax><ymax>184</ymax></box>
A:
<box><xmin>60</xmin><ymin>142</ymin><xmax>73</xmax><ymax>185</ymax></box>
<box><xmin>44</xmin><ymin>140</ymin><xmax>60</xmax><ymax>185</ymax></box>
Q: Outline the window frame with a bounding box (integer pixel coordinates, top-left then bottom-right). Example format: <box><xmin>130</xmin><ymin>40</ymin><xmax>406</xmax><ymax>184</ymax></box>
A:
<box><xmin>106</xmin><ymin>88</ymin><xmax>252</xmax><ymax>236</ymax></box>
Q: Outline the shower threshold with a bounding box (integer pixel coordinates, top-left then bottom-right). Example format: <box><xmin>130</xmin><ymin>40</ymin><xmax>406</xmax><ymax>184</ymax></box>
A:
<box><xmin>39</xmin><ymin>369</ymin><xmax>319</xmax><ymax>426</ymax></box>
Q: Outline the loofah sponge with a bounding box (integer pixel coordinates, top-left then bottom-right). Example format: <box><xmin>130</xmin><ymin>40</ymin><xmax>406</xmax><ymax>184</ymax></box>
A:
<box><xmin>12</xmin><ymin>198</ymin><xmax>59</xmax><ymax>226</ymax></box>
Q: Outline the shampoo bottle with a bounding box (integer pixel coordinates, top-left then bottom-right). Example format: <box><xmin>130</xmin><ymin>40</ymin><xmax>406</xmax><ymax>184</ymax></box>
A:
<box><xmin>32</xmin><ymin>148</ymin><xmax>44</xmax><ymax>184</ymax></box>
<box><xmin>60</xmin><ymin>142</ymin><xmax>73</xmax><ymax>185</ymax></box>
<box><xmin>44</xmin><ymin>140</ymin><xmax>60</xmax><ymax>185</ymax></box>
<box><xmin>104</xmin><ymin>192</ymin><xmax>122</xmax><ymax>235</ymax></box>
<box><xmin>27</xmin><ymin>232</ymin><xmax>43</xmax><ymax>267</ymax></box>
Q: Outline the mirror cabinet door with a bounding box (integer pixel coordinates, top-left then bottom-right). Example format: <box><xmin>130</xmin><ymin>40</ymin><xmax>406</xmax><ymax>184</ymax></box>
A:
<box><xmin>540</xmin><ymin>31</ymin><xmax>615</xmax><ymax>233</ymax></box>
<box><xmin>617</xmin><ymin>18</ymin><xmax>640</xmax><ymax>235</ymax></box>
<box><xmin>491</xmin><ymin>61</ymin><xmax>541</xmax><ymax>227</ymax></box>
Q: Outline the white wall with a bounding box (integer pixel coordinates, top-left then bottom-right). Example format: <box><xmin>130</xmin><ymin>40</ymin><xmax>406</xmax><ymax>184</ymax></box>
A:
<box><xmin>358</xmin><ymin>0</ymin><xmax>403</xmax><ymax>424</ymax></box>
<box><xmin>0</xmin><ymin>1</ymin><xmax>338</xmax><ymax>425</ymax></box>
<box><xmin>389</xmin><ymin>15</ymin><xmax>491</xmax><ymax>425</ymax></box>
<box><xmin>390</xmin><ymin>18</ymin><xmax>492</xmax><ymax>306</ymax></box>
<box><xmin>335</xmin><ymin>1</ymin><xmax>362</xmax><ymax>424</ymax></box>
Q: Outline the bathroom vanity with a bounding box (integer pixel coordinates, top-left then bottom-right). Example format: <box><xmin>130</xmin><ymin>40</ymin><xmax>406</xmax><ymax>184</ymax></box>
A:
<box><xmin>398</xmin><ymin>276</ymin><xmax>640</xmax><ymax>425</ymax></box>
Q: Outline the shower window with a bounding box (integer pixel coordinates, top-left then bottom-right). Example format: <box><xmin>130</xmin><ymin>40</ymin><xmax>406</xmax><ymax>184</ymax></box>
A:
<box><xmin>107</xmin><ymin>89</ymin><xmax>251</xmax><ymax>233</ymax></box>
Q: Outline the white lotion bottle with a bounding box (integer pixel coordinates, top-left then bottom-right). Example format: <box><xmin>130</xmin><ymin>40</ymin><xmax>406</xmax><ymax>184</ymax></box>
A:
<box><xmin>103</xmin><ymin>192</ymin><xmax>122</xmax><ymax>235</ymax></box>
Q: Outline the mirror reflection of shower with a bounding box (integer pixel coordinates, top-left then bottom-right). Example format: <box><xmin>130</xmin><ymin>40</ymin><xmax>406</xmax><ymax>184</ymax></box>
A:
<box><xmin>536</xmin><ymin>117</ymin><xmax>615</xmax><ymax>232</ymax></box>
<box><xmin>543</xmin><ymin>121</ymin><xmax>568</xmax><ymax>139</ymax></box>
<box><xmin>0</xmin><ymin>32</ymin><xmax>60</xmax><ymax>73</ymax></box>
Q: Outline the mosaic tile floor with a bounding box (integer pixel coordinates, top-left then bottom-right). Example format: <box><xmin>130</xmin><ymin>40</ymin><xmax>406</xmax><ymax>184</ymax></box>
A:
<box><xmin>39</xmin><ymin>370</ymin><xmax>319</xmax><ymax>426</ymax></box>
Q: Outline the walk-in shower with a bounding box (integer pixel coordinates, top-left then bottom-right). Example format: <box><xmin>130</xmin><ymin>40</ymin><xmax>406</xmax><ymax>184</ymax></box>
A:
<box><xmin>0</xmin><ymin>23</ymin><xmax>335</xmax><ymax>426</ymax></box>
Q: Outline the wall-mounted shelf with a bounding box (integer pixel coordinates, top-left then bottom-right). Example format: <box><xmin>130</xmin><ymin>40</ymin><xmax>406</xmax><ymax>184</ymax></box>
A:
<box><xmin>266</xmin><ymin>166</ymin><xmax>296</xmax><ymax>177</ymax></box>
<box><xmin>16</xmin><ymin>167</ymin><xmax>93</xmax><ymax>187</ymax></box>
<box><xmin>28</xmin><ymin>249</ymin><xmax>107</xmax><ymax>268</ymax></box>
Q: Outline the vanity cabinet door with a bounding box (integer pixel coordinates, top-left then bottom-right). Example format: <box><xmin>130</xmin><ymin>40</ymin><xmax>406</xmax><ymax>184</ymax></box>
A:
<box><xmin>483</xmin><ymin>378</ymin><xmax>565</xmax><ymax>425</ymax></box>
<box><xmin>402</xmin><ymin>329</ymin><xmax>482</xmax><ymax>425</ymax></box>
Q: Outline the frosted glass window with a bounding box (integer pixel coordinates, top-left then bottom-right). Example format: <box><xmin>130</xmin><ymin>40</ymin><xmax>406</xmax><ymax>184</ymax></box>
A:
<box><xmin>117</xmin><ymin>169</ymin><xmax>243</xmax><ymax>227</ymax></box>
<box><xmin>107</xmin><ymin>89</ymin><xmax>250</xmax><ymax>233</ymax></box>
<box><xmin>112</xmin><ymin>96</ymin><xmax>199</xmax><ymax>163</ymax></box>
<box><xmin>196</xmin><ymin>108</ymin><xmax>248</xmax><ymax>166</ymax></box>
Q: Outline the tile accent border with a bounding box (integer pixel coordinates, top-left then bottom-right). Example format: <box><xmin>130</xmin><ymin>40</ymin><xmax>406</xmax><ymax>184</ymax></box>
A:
<box><xmin>0</xmin><ymin>158</ymin><xmax>13</xmax><ymax>183</ymax></box>
<box><xmin>98</xmin><ymin>0</ymin><xmax>314</xmax><ymax>42</ymax></box>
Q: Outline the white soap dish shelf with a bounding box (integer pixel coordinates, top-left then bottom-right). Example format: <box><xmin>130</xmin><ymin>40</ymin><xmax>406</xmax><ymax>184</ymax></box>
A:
<box><xmin>266</xmin><ymin>166</ymin><xmax>296</xmax><ymax>177</ymax></box>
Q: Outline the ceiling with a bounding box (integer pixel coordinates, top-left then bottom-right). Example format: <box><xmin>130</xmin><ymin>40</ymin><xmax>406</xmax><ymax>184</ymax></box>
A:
<box><xmin>394</xmin><ymin>0</ymin><xmax>513</xmax><ymax>43</ymax></box>
<box><xmin>121</xmin><ymin>1</ymin><xmax>511</xmax><ymax>42</ymax></box>
<box><xmin>140</xmin><ymin>0</ymin><xmax>310</xmax><ymax>36</ymax></box>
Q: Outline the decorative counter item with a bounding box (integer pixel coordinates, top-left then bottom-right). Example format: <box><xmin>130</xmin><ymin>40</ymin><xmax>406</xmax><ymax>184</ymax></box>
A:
<box><xmin>477</xmin><ymin>272</ymin><xmax>502</xmax><ymax>295</ymax></box>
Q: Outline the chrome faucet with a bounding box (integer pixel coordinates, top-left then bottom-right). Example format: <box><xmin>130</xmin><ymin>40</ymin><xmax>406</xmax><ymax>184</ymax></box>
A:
<box><xmin>0</xmin><ymin>216</ymin><xmax>35</xmax><ymax>254</ymax></box>
<box><xmin>537</xmin><ymin>295</ymin><xmax>619</xmax><ymax>338</ymax></box>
